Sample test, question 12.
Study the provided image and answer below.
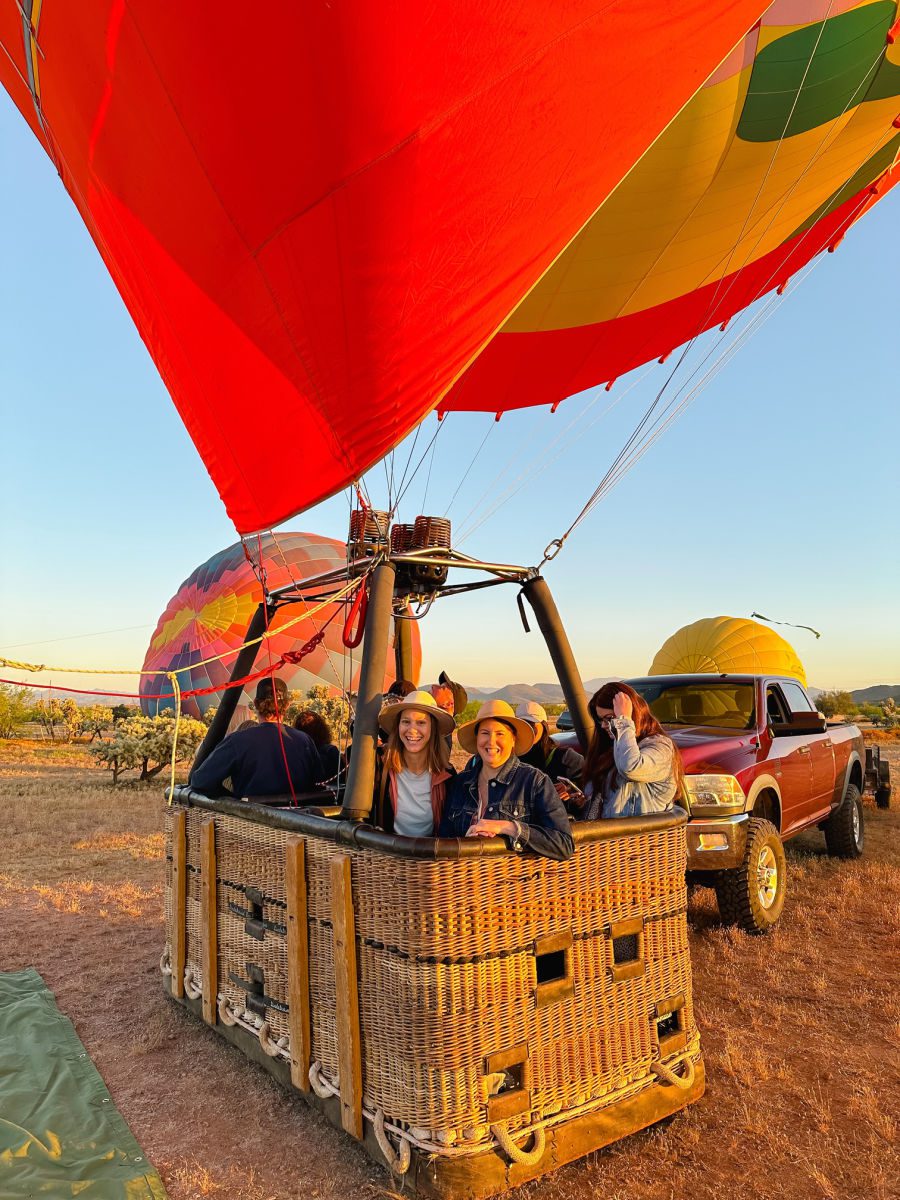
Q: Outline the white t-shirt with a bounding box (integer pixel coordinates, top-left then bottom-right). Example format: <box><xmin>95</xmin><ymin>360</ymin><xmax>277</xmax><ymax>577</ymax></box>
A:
<box><xmin>394</xmin><ymin>769</ymin><xmax>435</xmax><ymax>837</ymax></box>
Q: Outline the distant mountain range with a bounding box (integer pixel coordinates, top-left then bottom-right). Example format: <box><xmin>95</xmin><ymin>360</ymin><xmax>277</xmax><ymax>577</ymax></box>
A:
<box><xmin>466</xmin><ymin>679</ymin><xmax>617</xmax><ymax>706</ymax></box>
<box><xmin>464</xmin><ymin>681</ymin><xmax>900</xmax><ymax>708</ymax></box>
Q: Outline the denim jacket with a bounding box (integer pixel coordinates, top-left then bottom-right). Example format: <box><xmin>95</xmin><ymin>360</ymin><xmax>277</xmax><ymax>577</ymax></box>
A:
<box><xmin>439</xmin><ymin>755</ymin><xmax>574</xmax><ymax>861</ymax></box>
<box><xmin>583</xmin><ymin>716</ymin><xmax>677</xmax><ymax>820</ymax></box>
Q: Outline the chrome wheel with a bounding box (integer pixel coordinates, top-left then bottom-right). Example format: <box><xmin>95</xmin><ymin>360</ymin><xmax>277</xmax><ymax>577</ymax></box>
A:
<box><xmin>851</xmin><ymin>797</ymin><xmax>861</xmax><ymax>847</ymax></box>
<box><xmin>756</xmin><ymin>844</ymin><xmax>778</xmax><ymax>909</ymax></box>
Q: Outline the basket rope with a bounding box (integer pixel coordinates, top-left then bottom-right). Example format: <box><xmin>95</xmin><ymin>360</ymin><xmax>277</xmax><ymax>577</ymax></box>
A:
<box><xmin>374</xmin><ymin>1109</ymin><xmax>412</xmax><ymax>1176</ymax></box>
<box><xmin>217</xmin><ymin>996</ymin><xmax>239</xmax><ymax>1026</ymax></box>
<box><xmin>309</xmin><ymin>1062</ymin><xmax>338</xmax><ymax>1100</ymax></box>
<box><xmin>183</xmin><ymin>967</ymin><xmax>202</xmax><ymax>1000</ymax></box>
<box><xmin>490</xmin><ymin>1123</ymin><xmax>546</xmax><ymax>1166</ymax></box>
<box><xmin>651</xmin><ymin>1054</ymin><xmax>695</xmax><ymax>1091</ymax></box>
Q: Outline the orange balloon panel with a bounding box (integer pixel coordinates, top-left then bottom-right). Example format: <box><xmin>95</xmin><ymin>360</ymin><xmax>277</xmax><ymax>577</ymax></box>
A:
<box><xmin>0</xmin><ymin>2</ymin><xmax>766</xmax><ymax>532</ymax></box>
<box><xmin>140</xmin><ymin>532</ymin><xmax>420</xmax><ymax>718</ymax></box>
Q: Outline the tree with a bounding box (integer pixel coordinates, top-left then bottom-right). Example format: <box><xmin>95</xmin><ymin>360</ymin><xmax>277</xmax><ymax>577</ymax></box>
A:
<box><xmin>297</xmin><ymin>684</ymin><xmax>352</xmax><ymax>744</ymax></box>
<box><xmin>91</xmin><ymin>712</ymin><xmax>208</xmax><ymax>784</ymax></box>
<box><xmin>878</xmin><ymin>697</ymin><xmax>897</xmax><ymax>730</ymax></box>
<box><xmin>0</xmin><ymin>684</ymin><xmax>33</xmax><ymax>738</ymax></box>
<box><xmin>816</xmin><ymin>690</ymin><xmax>856</xmax><ymax>719</ymax></box>
<box><xmin>33</xmin><ymin>696</ymin><xmax>80</xmax><ymax>741</ymax></box>
<box><xmin>201</xmin><ymin>705</ymin><xmax>218</xmax><ymax>727</ymax></box>
<box><xmin>79</xmin><ymin>705</ymin><xmax>114</xmax><ymax>742</ymax></box>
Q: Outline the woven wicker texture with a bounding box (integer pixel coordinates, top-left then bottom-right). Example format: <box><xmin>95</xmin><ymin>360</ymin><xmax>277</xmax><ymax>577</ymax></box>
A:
<box><xmin>165</xmin><ymin>807</ymin><xmax>699</xmax><ymax>1137</ymax></box>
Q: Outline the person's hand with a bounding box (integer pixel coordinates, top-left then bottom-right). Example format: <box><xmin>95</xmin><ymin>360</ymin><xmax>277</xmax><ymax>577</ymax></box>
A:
<box><xmin>613</xmin><ymin>691</ymin><xmax>633</xmax><ymax>720</ymax></box>
<box><xmin>466</xmin><ymin>818</ymin><xmax>517</xmax><ymax>838</ymax></box>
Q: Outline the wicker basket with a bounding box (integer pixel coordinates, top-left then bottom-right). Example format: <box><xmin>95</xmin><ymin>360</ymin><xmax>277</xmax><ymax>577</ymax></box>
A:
<box><xmin>164</xmin><ymin>793</ymin><xmax>703</xmax><ymax>1197</ymax></box>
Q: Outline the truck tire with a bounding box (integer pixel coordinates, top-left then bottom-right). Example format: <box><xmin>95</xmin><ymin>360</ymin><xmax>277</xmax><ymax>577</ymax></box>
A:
<box><xmin>714</xmin><ymin>818</ymin><xmax>786</xmax><ymax>935</ymax></box>
<box><xmin>824</xmin><ymin>784</ymin><xmax>864</xmax><ymax>857</ymax></box>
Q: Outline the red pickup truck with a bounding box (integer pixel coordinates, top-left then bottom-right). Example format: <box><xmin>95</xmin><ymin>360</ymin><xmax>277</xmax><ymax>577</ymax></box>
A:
<box><xmin>558</xmin><ymin>674</ymin><xmax>888</xmax><ymax>934</ymax></box>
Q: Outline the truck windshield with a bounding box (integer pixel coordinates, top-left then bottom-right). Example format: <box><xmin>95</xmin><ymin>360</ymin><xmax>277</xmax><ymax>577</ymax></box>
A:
<box><xmin>630</xmin><ymin>681</ymin><xmax>756</xmax><ymax>730</ymax></box>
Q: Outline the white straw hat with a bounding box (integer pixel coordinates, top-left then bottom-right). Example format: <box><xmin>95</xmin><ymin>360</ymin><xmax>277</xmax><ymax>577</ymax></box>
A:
<box><xmin>457</xmin><ymin>699</ymin><xmax>535</xmax><ymax>756</ymax></box>
<box><xmin>379</xmin><ymin>689</ymin><xmax>456</xmax><ymax>736</ymax></box>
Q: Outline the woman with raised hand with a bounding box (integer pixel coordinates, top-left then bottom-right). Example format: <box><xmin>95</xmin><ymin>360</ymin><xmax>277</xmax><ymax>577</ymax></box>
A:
<box><xmin>582</xmin><ymin>682</ymin><xmax>683</xmax><ymax>820</ymax></box>
<box><xmin>375</xmin><ymin>690</ymin><xmax>455</xmax><ymax>836</ymax></box>
<box><xmin>439</xmin><ymin>700</ymin><xmax>574</xmax><ymax>861</ymax></box>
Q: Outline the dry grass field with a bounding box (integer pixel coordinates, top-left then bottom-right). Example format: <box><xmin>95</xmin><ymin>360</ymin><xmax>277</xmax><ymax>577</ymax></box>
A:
<box><xmin>0</xmin><ymin>738</ymin><xmax>898</xmax><ymax>1200</ymax></box>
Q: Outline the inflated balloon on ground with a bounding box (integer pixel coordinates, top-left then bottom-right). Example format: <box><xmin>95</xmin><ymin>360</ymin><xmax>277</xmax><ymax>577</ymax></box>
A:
<box><xmin>140</xmin><ymin>532</ymin><xmax>420</xmax><ymax>720</ymax></box>
<box><xmin>648</xmin><ymin>616</ymin><xmax>806</xmax><ymax>685</ymax></box>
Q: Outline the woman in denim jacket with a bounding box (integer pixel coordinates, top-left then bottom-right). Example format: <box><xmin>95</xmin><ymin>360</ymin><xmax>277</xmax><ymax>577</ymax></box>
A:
<box><xmin>439</xmin><ymin>700</ymin><xmax>574</xmax><ymax>861</ymax></box>
<box><xmin>582</xmin><ymin>682</ymin><xmax>683</xmax><ymax>820</ymax></box>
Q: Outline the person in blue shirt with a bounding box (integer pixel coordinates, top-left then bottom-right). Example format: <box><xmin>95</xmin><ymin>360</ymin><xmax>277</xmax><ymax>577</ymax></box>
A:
<box><xmin>190</xmin><ymin>677</ymin><xmax>320</xmax><ymax>802</ymax></box>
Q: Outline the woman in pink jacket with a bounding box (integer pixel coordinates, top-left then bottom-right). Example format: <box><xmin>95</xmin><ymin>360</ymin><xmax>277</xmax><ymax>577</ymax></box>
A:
<box><xmin>375</xmin><ymin>690</ymin><xmax>455</xmax><ymax>836</ymax></box>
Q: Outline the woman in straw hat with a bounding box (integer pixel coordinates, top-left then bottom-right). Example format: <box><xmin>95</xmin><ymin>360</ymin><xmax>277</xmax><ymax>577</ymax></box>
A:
<box><xmin>375</xmin><ymin>690</ymin><xmax>455</xmax><ymax>836</ymax></box>
<box><xmin>438</xmin><ymin>700</ymin><xmax>574</xmax><ymax>861</ymax></box>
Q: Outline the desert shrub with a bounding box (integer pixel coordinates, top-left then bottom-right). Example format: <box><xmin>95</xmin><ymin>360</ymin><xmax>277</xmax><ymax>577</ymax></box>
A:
<box><xmin>0</xmin><ymin>684</ymin><xmax>33</xmax><ymax>738</ymax></box>
<box><xmin>91</xmin><ymin>712</ymin><xmax>207</xmax><ymax>783</ymax></box>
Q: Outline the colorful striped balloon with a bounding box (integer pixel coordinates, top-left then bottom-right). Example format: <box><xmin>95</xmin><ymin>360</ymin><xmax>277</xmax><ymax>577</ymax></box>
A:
<box><xmin>140</xmin><ymin>532</ymin><xmax>420</xmax><ymax>718</ymax></box>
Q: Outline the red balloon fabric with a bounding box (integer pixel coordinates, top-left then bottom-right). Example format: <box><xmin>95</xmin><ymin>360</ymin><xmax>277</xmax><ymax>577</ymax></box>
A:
<box><xmin>0</xmin><ymin>2</ymin><xmax>766</xmax><ymax>533</ymax></box>
<box><xmin>139</xmin><ymin>532</ymin><xmax>421</xmax><ymax>720</ymax></box>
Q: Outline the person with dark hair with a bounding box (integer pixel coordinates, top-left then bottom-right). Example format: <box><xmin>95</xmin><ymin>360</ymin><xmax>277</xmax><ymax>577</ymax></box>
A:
<box><xmin>436</xmin><ymin>670</ymin><xmax>467</xmax><ymax>716</ymax></box>
<box><xmin>190</xmin><ymin>677</ymin><xmax>319</xmax><ymax>802</ymax></box>
<box><xmin>374</xmin><ymin>691</ymin><xmax>455</xmax><ymax>836</ymax></box>
<box><xmin>515</xmin><ymin>701</ymin><xmax>584</xmax><ymax>789</ymax></box>
<box><xmin>581</xmin><ymin>682</ymin><xmax>683</xmax><ymax>820</ymax></box>
<box><xmin>293</xmin><ymin>709</ymin><xmax>342</xmax><ymax>783</ymax></box>
<box><xmin>439</xmin><ymin>700</ymin><xmax>573</xmax><ymax>861</ymax></box>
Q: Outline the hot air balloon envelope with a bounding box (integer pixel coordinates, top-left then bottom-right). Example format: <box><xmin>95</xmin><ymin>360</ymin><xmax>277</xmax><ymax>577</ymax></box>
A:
<box><xmin>140</xmin><ymin>532</ymin><xmax>420</xmax><ymax>720</ymax></box>
<box><xmin>649</xmin><ymin>616</ymin><xmax>807</xmax><ymax>686</ymax></box>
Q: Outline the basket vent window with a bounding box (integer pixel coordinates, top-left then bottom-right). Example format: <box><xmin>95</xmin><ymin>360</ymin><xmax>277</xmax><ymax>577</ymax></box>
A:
<box><xmin>608</xmin><ymin>918</ymin><xmax>645</xmax><ymax>982</ymax></box>
<box><xmin>612</xmin><ymin>933</ymin><xmax>639</xmax><ymax>965</ymax></box>
<box><xmin>533</xmin><ymin>932</ymin><xmax>574</xmax><ymax>1007</ymax></box>
<box><xmin>657</xmin><ymin>1010</ymin><xmax>681</xmax><ymax>1042</ymax></box>
<box><xmin>655</xmin><ymin>995</ymin><xmax>688</xmax><ymax>1056</ymax></box>
<box><xmin>536</xmin><ymin>947</ymin><xmax>567</xmax><ymax>985</ymax></box>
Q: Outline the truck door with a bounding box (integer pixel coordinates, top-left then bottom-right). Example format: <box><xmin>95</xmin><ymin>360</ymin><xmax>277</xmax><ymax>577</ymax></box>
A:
<box><xmin>765</xmin><ymin>684</ymin><xmax>813</xmax><ymax>836</ymax></box>
<box><xmin>780</xmin><ymin>680</ymin><xmax>835</xmax><ymax>820</ymax></box>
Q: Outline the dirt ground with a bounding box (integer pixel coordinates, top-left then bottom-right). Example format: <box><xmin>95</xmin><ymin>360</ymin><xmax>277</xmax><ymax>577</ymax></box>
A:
<box><xmin>0</xmin><ymin>739</ymin><xmax>898</xmax><ymax>1200</ymax></box>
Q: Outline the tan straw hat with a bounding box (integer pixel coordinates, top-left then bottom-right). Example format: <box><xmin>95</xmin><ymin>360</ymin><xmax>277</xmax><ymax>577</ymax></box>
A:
<box><xmin>457</xmin><ymin>699</ymin><xmax>535</xmax><ymax>756</ymax></box>
<box><xmin>379</xmin><ymin>689</ymin><xmax>456</xmax><ymax>736</ymax></box>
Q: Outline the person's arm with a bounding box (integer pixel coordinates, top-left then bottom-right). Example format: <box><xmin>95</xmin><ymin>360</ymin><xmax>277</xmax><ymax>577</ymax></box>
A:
<box><xmin>610</xmin><ymin>719</ymin><xmax>673</xmax><ymax>782</ymax></box>
<box><xmin>190</xmin><ymin>737</ymin><xmax>238</xmax><ymax>797</ymax></box>
<box><xmin>561</xmin><ymin>746</ymin><xmax>585</xmax><ymax>788</ymax></box>
<box><xmin>515</xmin><ymin>772</ymin><xmax>574</xmax><ymax>861</ymax></box>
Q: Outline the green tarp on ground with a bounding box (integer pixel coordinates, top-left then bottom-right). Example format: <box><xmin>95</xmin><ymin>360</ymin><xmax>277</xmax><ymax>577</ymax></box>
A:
<box><xmin>0</xmin><ymin>968</ymin><xmax>167</xmax><ymax>1198</ymax></box>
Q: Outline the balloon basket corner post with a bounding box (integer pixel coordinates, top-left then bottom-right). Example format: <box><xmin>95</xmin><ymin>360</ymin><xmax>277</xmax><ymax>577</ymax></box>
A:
<box><xmin>162</xmin><ymin>554</ymin><xmax>705</xmax><ymax>1197</ymax></box>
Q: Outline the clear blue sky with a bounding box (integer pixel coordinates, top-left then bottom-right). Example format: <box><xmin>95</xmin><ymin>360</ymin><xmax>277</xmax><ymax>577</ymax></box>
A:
<box><xmin>1</xmin><ymin>93</ymin><xmax>898</xmax><ymax>697</ymax></box>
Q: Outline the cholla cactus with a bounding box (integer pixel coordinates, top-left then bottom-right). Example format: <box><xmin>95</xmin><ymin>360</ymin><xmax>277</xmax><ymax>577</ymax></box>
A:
<box><xmin>91</xmin><ymin>713</ymin><xmax>207</xmax><ymax>783</ymax></box>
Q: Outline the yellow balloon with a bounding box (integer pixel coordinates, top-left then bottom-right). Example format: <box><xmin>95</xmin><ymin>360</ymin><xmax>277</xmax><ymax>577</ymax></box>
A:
<box><xmin>649</xmin><ymin>616</ymin><xmax>806</xmax><ymax>686</ymax></box>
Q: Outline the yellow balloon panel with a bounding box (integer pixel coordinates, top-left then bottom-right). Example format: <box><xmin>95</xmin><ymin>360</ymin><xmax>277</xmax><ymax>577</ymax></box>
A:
<box><xmin>649</xmin><ymin>616</ymin><xmax>807</xmax><ymax>686</ymax></box>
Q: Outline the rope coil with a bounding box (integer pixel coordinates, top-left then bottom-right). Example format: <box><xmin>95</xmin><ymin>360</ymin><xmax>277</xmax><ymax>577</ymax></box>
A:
<box><xmin>650</xmin><ymin>1053</ymin><xmax>696</xmax><ymax>1091</ymax></box>
<box><xmin>374</xmin><ymin>1109</ymin><xmax>412</xmax><ymax>1176</ymax></box>
<box><xmin>308</xmin><ymin>1062</ymin><xmax>337</xmax><ymax>1099</ymax></box>
<box><xmin>159</xmin><ymin>949</ymin><xmax>172</xmax><ymax>978</ymax></box>
<box><xmin>183</xmin><ymin>967</ymin><xmax>202</xmax><ymax>1000</ymax></box>
<box><xmin>217</xmin><ymin>996</ymin><xmax>239</xmax><ymax>1026</ymax></box>
<box><xmin>490</xmin><ymin>1123</ymin><xmax>546</xmax><ymax>1166</ymax></box>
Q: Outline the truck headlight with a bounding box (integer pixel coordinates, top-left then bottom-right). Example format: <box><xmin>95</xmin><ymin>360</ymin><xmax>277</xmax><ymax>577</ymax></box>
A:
<box><xmin>684</xmin><ymin>774</ymin><xmax>746</xmax><ymax>812</ymax></box>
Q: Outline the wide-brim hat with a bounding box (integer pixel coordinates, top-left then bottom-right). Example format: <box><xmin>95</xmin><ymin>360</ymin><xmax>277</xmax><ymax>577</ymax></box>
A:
<box><xmin>379</xmin><ymin>689</ymin><xmax>456</xmax><ymax>736</ymax></box>
<box><xmin>457</xmin><ymin>699</ymin><xmax>535</xmax><ymax>756</ymax></box>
